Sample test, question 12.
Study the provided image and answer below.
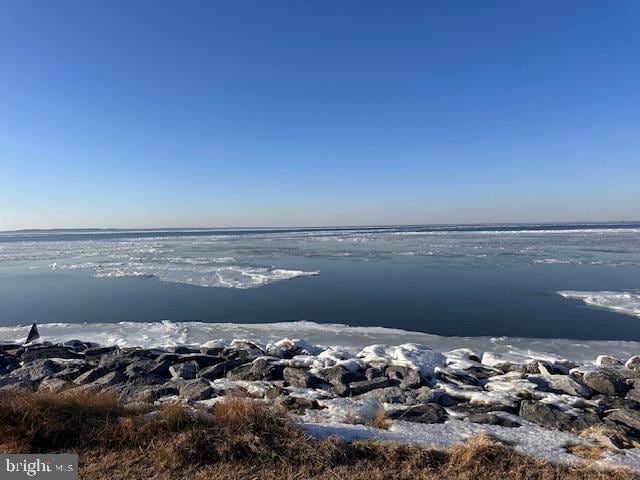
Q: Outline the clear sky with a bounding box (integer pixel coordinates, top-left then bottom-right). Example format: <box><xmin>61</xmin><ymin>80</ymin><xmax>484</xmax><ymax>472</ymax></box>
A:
<box><xmin>1</xmin><ymin>1</ymin><xmax>639</xmax><ymax>230</ymax></box>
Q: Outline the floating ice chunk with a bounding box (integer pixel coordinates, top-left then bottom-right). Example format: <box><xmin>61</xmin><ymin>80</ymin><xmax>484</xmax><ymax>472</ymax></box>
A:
<box><xmin>357</xmin><ymin>344</ymin><xmax>445</xmax><ymax>377</ymax></box>
<box><xmin>558</xmin><ymin>290</ymin><xmax>640</xmax><ymax>318</ymax></box>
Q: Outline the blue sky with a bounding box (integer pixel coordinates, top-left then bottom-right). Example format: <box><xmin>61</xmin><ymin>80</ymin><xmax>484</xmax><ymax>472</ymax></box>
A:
<box><xmin>1</xmin><ymin>1</ymin><xmax>639</xmax><ymax>229</ymax></box>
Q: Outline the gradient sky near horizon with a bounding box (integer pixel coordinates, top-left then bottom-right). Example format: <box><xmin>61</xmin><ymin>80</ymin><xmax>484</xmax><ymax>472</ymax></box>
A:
<box><xmin>1</xmin><ymin>1</ymin><xmax>639</xmax><ymax>230</ymax></box>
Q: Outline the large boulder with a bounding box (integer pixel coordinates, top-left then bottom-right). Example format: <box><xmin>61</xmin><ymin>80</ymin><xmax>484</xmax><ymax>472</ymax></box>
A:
<box><xmin>84</xmin><ymin>346</ymin><xmax>119</xmax><ymax>363</ymax></box>
<box><xmin>169</xmin><ymin>361</ymin><xmax>199</xmax><ymax>380</ymax></box>
<box><xmin>386</xmin><ymin>403</ymin><xmax>447</xmax><ymax>424</ymax></box>
<box><xmin>435</xmin><ymin>368</ymin><xmax>481</xmax><ymax>388</ymax></box>
<box><xmin>197</xmin><ymin>359</ymin><xmax>247</xmax><ymax>380</ymax></box>
<box><xmin>596</xmin><ymin>355</ymin><xmax>623</xmax><ymax>366</ymax></box>
<box><xmin>0</xmin><ymin>354</ymin><xmax>19</xmax><ymax>374</ymax></box>
<box><xmin>385</xmin><ymin>366</ymin><xmax>424</xmax><ymax>389</ymax></box>
<box><xmin>519</xmin><ymin>400</ymin><xmax>600</xmax><ymax>431</ymax></box>
<box><xmin>175</xmin><ymin>354</ymin><xmax>222</xmax><ymax>369</ymax></box>
<box><xmin>606</xmin><ymin>408</ymin><xmax>640</xmax><ymax>432</ymax></box>
<box><xmin>53</xmin><ymin>365</ymin><xmax>89</xmax><ymax>382</ymax></box>
<box><xmin>166</xmin><ymin>346</ymin><xmax>201</xmax><ymax>354</ymax></box>
<box><xmin>449</xmin><ymin>402</ymin><xmax>518</xmax><ymax>415</ymax></box>
<box><xmin>91</xmin><ymin>371</ymin><xmax>126</xmax><ymax>387</ymax></box>
<box><xmin>481</xmin><ymin>352</ymin><xmax>539</xmax><ymax>374</ymax></box>
<box><xmin>355</xmin><ymin>386</ymin><xmax>407</xmax><ymax>404</ymax></box>
<box><xmin>283</xmin><ymin>367</ymin><xmax>322</xmax><ymax>388</ymax></box>
<box><xmin>314</xmin><ymin>365</ymin><xmax>364</xmax><ymax>395</ymax></box>
<box><xmin>0</xmin><ymin>376</ymin><xmax>36</xmax><ymax>393</ymax></box>
<box><xmin>179</xmin><ymin>379</ymin><xmax>216</xmax><ymax>401</ymax></box>
<box><xmin>582</xmin><ymin>370</ymin><xmax>629</xmax><ymax>396</ymax></box>
<box><xmin>347</xmin><ymin>378</ymin><xmax>393</xmax><ymax>396</ymax></box>
<box><xmin>405</xmin><ymin>387</ymin><xmax>457</xmax><ymax>407</ymax></box>
<box><xmin>528</xmin><ymin>374</ymin><xmax>593</xmax><ymax>398</ymax></box>
<box><xmin>464</xmin><ymin>413</ymin><xmax>521</xmax><ymax>427</ymax></box>
<box><xmin>74</xmin><ymin>367</ymin><xmax>109</xmax><ymax>385</ymax></box>
<box><xmin>274</xmin><ymin>395</ymin><xmax>320</xmax><ymax>414</ymax></box>
<box><xmin>10</xmin><ymin>359</ymin><xmax>60</xmax><ymax>381</ymax></box>
<box><xmin>20</xmin><ymin>345</ymin><xmax>84</xmax><ymax>363</ymax></box>
<box><xmin>226</xmin><ymin>358</ymin><xmax>284</xmax><ymax>381</ymax></box>
<box><xmin>626</xmin><ymin>356</ymin><xmax>640</xmax><ymax>371</ymax></box>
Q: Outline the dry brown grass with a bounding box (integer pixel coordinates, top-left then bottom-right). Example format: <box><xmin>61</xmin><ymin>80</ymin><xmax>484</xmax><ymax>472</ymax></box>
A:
<box><xmin>366</xmin><ymin>408</ymin><xmax>391</xmax><ymax>430</ymax></box>
<box><xmin>566</xmin><ymin>443</ymin><xmax>608</xmax><ymax>461</ymax></box>
<box><xmin>0</xmin><ymin>391</ymin><xmax>636</xmax><ymax>480</ymax></box>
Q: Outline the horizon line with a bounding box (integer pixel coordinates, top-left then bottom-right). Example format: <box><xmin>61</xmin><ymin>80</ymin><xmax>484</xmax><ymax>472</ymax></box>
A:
<box><xmin>2</xmin><ymin>219</ymin><xmax>640</xmax><ymax>234</ymax></box>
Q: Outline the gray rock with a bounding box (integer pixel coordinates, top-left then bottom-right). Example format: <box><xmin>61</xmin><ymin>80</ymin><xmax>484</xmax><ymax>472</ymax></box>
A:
<box><xmin>626</xmin><ymin>356</ymin><xmax>640</xmax><ymax>371</ymax></box>
<box><xmin>175</xmin><ymin>354</ymin><xmax>222</xmax><ymax>369</ymax></box>
<box><xmin>528</xmin><ymin>374</ymin><xmax>593</xmax><ymax>398</ymax></box>
<box><xmin>347</xmin><ymin>377</ymin><xmax>393</xmax><ymax>396</ymax></box>
<box><xmin>625</xmin><ymin>379</ymin><xmax>640</xmax><ymax>402</ymax></box>
<box><xmin>460</xmin><ymin>364</ymin><xmax>503</xmax><ymax>380</ymax></box>
<box><xmin>596</xmin><ymin>355</ymin><xmax>623</xmax><ymax>366</ymax></box>
<box><xmin>230</xmin><ymin>340</ymin><xmax>265</xmax><ymax>354</ymax></box>
<box><xmin>405</xmin><ymin>387</ymin><xmax>457</xmax><ymax>407</ymax></box>
<box><xmin>315</xmin><ymin>365</ymin><xmax>363</xmax><ymax>388</ymax></box>
<box><xmin>606</xmin><ymin>408</ymin><xmax>640</xmax><ymax>432</ymax></box>
<box><xmin>84</xmin><ymin>346</ymin><xmax>119</xmax><ymax>361</ymax></box>
<box><xmin>226</xmin><ymin>358</ymin><xmax>284</xmax><ymax>381</ymax></box>
<box><xmin>450</xmin><ymin>402</ymin><xmax>518</xmax><ymax>415</ymax></box>
<box><xmin>20</xmin><ymin>345</ymin><xmax>84</xmax><ymax>363</ymax></box>
<box><xmin>0</xmin><ymin>354</ymin><xmax>19</xmax><ymax>374</ymax></box>
<box><xmin>283</xmin><ymin>367</ymin><xmax>322</xmax><ymax>388</ymax></box>
<box><xmin>355</xmin><ymin>386</ymin><xmax>406</xmax><ymax>404</ymax></box>
<box><xmin>0</xmin><ymin>376</ymin><xmax>36</xmax><ymax>393</ymax></box>
<box><xmin>106</xmin><ymin>383</ymin><xmax>179</xmax><ymax>403</ymax></box>
<box><xmin>274</xmin><ymin>395</ymin><xmax>320</xmax><ymax>414</ymax></box>
<box><xmin>136</xmin><ymin>385</ymin><xmax>180</xmax><ymax>403</ymax></box>
<box><xmin>385</xmin><ymin>366</ymin><xmax>423</xmax><ymax>389</ymax></box>
<box><xmin>74</xmin><ymin>367</ymin><xmax>109</xmax><ymax>385</ymax></box>
<box><xmin>519</xmin><ymin>400</ymin><xmax>600</xmax><ymax>431</ymax></box>
<box><xmin>166</xmin><ymin>346</ymin><xmax>200</xmax><ymax>354</ymax></box>
<box><xmin>52</xmin><ymin>365</ymin><xmax>88</xmax><ymax>381</ymax></box>
<box><xmin>435</xmin><ymin>368</ymin><xmax>481</xmax><ymax>388</ymax></box>
<box><xmin>386</xmin><ymin>403</ymin><xmax>447</xmax><ymax>424</ymax></box>
<box><xmin>594</xmin><ymin>395</ymin><xmax>640</xmax><ymax>414</ymax></box>
<box><xmin>62</xmin><ymin>340</ymin><xmax>99</xmax><ymax>352</ymax></box>
<box><xmin>170</xmin><ymin>361</ymin><xmax>199</xmax><ymax>380</ymax></box>
<box><xmin>98</xmin><ymin>354</ymin><xmax>133</xmax><ymax>371</ymax></box>
<box><xmin>126</xmin><ymin>371</ymin><xmax>165</xmax><ymax>386</ymax></box>
<box><xmin>365</xmin><ymin>367</ymin><xmax>386</xmax><ymax>380</ymax></box>
<box><xmin>582</xmin><ymin>370</ymin><xmax>629</xmax><ymax>396</ymax></box>
<box><xmin>0</xmin><ymin>344</ymin><xmax>22</xmax><ymax>353</ymax></box>
<box><xmin>464</xmin><ymin>413</ymin><xmax>521</xmax><ymax>427</ymax></box>
<box><xmin>10</xmin><ymin>359</ymin><xmax>60</xmax><ymax>381</ymax></box>
<box><xmin>148</xmin><ymin>357</ymin><xmax>177</xmax><ymax>377</ymax></box>
<box><xmin>91</xmin><ymin>371</ymin><xmax>126</xmax><ymax>387</ymax></box>
<box><xmin>200</xmin><ymin>346</ymin><xmax>225</xmax><ymax>356</ymax></box>
<box><xmin>125</xmin><ymin>359</ymin><xmax>155</xmax><ymax>375</ymax></box>
<box><xmin>179</xmin><ymin>378</ymin><xmax>216</xmax><ymax>401</ymax></box>
<box><xmin>197</xmin><ymin>359</ymin><xmax>246</xmax><ymax>380</ymax></box>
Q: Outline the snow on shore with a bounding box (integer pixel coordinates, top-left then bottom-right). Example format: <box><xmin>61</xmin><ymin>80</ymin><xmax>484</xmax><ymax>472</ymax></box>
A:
<box><xmin>1</xmin><ymin>320</ymin><xmax>639</xmax><ymax>365</ymax></box>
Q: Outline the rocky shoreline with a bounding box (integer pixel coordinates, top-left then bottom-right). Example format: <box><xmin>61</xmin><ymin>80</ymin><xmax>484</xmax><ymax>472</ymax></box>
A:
<box><xmin>2</xmin><ymin>336</ymin><xmax>640</xmax><ymax>454</ymax></box>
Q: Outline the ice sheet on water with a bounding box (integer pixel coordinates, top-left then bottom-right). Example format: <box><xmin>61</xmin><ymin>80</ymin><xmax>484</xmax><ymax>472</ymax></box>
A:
<box><xmin>558</xmin><ymin>290</ymin><xmax>640</xmax><ymax>317</ymax></box>
<box><xmin>2</xmin><ymin>224</ymin><xmax>640</xmax><ymax>290</ymax></box>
